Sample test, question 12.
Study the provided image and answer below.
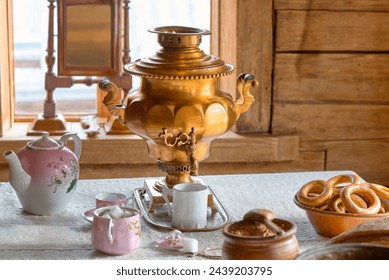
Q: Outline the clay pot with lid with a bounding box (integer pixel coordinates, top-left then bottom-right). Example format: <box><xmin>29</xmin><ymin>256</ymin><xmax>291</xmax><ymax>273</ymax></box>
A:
<box><xmin>222</xmin><ymin>209</ymin><xmax>299</xmax><ymax>260</ymax></box>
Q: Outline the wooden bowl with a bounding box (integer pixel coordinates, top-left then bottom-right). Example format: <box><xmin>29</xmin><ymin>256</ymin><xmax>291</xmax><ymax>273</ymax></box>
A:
<box><xmin>294</xmin><ymin>195</ymin><xmax>389</xmax><ymax>237</ymax></box>
<box><xmin>328</xmin><ymin>217</ymin><xmax>389</xmax><ymax>246</ymax></box>
<box><xmin>296</xmin><ymin>243</ymin><xmax>389</xmax><ymax>260</ymax></box>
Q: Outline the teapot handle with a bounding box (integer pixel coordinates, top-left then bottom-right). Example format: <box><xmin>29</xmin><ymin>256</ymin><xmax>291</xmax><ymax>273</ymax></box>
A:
<box><xmin>60</xmin><ymin>132</ymin><xmax>82</xmax><ymax>159</ymax></box>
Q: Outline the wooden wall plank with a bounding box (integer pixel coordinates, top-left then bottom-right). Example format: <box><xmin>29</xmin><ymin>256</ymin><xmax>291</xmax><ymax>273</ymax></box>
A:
<box><xmin>276</xmin><ymin>10</ymin><xmax>389</xmax><ymax>51</ymax></box>
<box><xmin>325</xmin><ymin>139</ymin><xmax>389</xmax><ymax>185</ymax></box>
<box><xmin>0</xmin><ymin>132</ymin><xmax>299</xmax><ymax>165</ymax></box>
<box><xmin>217</xmin><ymin>0</ymin><xmax>237</xmax><ymax>101</ymax></box>
<box><xmin>205</xmin><ymin>134</ymin><xmax>299</xmax><ymax>162</ymax></box>
<box><xmin>0</xmin><ymin>123</ymin><xmax>299</xmax><ymax>166</ymax></box>
<box><xmin>235</xmin><ymin>0</ymin><xmax>273</xmax><ymax>132</ymax></box>
<box><xmin>274</xmin><ymin>0</ymin><xmax>389</xmax><ymax>11</ymax></box>
<box><xmin>272</xmin><ymin>103</ymin><xmax>389</xmax><ymax>141</ymax></box>
<box><xmin>0</xmin><ymin>150</ymin><xmax>323</xmax><ymax>181</ymax></box>
<box><xmin>214</xmin><ymin>0</ymin><xmax>273</xmax><ymax>133</ymax></box>
<box><xmin>202</xmin><ymin>151</ymin><xmax>325</xmax><ymax>175</ymax></box>
<box><xmin>274</xmin><ymin>53</ymin><xmax>389</xmax><ymax>102</ymax></box>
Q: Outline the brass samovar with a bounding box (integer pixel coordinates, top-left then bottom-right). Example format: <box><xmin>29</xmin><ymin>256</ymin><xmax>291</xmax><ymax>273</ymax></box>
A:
<box><xmin>99</xmin><ymin>26</ymin><xmax>258</xmax><ymax>193</ymax></box>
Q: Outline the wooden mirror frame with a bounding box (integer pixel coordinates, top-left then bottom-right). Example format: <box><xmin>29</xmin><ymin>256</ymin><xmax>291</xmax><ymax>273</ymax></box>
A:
<box><xmin>27</xmin><ymin>0</ymin><xmax>131</xmax><ymax>136</ymax></box>
<box><xmin>57</xmin><ymin>0</ymin><xmax>120</xmax><ymax>76</ymax></box>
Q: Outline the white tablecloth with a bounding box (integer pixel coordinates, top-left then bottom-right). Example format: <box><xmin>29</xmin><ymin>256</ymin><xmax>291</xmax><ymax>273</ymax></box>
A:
<box><xmin>0</xmin><ymin>170</ymin><xmax>356</xmax><ymax>259</ymax></box>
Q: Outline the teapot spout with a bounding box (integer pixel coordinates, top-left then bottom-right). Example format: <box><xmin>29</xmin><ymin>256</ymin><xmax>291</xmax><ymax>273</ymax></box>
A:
<box><xmin>3</xmin><ymin>150</ymin><xmax>31</xmax><ymax>194</ymax></box>
<box><xmin>234</xmin><ymin>73</ymin><xmax>258</xmax><ymax>120</ymax></box>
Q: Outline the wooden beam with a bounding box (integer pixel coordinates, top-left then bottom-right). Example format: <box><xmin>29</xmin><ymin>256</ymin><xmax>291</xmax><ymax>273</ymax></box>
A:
<box><xmin>272</xmin><ymin>103</ymin><xmax>389</xmax><ymax>141</ymax></box>
<box><xmin>276</xmin><ymin>10</ymin><xmax>389</xmax><ymax>52</ymax></box>
<box><xmin>274</xmin><ymin>53</ymin><xmax>389</xmax><ymax>102</ymax></box>
<box><xmin>213</xmin><ymin>0</ymin><xmax>273</xmax><ymax>133</ymax></box>
<box><xmin>274</xmin><ymin>0</ymin><xmax>389</xmax><ymax>11</ymax></box>
<box><xmin>0</xmin><ymin>150</ymin><xmax>321</xmax><ymax>181</ymax></box>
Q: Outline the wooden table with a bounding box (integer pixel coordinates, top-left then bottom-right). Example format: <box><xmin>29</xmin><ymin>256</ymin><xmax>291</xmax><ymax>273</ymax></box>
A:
<box><xmin>0</xmin><ymin>170</ymin><xmax>355</xmax><ymax>259</ymax></box>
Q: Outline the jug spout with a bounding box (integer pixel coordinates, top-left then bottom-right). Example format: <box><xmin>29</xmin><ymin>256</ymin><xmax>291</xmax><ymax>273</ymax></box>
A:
<box><xmin>3</xmin><ymin>150</ymin><xmax>31</xmax><ymax>194</ymax></box>
<box><xmin>234</xmin><ymin>73</ymin><xmax>258</xmax><ymax>120</ymax></box>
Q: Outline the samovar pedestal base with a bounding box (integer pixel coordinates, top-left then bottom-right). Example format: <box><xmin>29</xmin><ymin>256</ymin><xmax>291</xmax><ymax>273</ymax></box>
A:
<box><xmin>143</xmin><ymin>178</ymin><xmax>217</xmax><ymax>213</ymax></box>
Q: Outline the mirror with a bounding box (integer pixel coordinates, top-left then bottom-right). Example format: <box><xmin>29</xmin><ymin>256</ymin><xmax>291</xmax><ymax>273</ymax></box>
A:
<box><xmin>58</xmin><ymin>0</ymin><xmax>119</xmax><ymax>76</ymax></box>
<box><xmin>27</xmin><ymin>0</ymin><xmax>131</xmax><ymax>136</ymax></box>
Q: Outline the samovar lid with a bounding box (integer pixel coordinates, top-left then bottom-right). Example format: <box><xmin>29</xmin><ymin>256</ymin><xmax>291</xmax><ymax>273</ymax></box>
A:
<box><xmin>125</xmin><ymin>26</ymin><xmax>234</xmax><ymax>79</ymax></box>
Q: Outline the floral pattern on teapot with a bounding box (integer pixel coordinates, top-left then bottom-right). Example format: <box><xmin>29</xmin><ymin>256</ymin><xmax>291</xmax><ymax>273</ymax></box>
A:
<box><xmin>47</xmin><ymin>156</ymin><xmax>78</xmax><ymax>194</ymax></box>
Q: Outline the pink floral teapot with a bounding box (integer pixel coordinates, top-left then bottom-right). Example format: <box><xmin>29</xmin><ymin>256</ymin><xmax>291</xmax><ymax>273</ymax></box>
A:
<box><xmin>3</xmin><ymin>132</ymin><xmax>81</xmax><ymax>215</ymax></box>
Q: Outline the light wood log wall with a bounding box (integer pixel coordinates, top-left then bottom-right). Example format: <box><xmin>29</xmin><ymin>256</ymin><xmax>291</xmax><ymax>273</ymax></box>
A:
<box><xmin>272</xmin><ymin>0</ymin><xmax>389</xmax><ymax>185</ymax></box>
<box><xmin>1</xmin><ymin>0</ymin><xmax>389</xmax><ymax>185</ymax></box>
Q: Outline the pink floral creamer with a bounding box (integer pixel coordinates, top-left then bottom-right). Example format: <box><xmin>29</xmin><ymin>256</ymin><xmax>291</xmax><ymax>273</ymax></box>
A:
<box><xmin>3</xmin><ymin>132</ymin><xmax>82</xmax><ymax>215</ymax></box>
<box><xmin>92</xmin><ymin>206</ymin><xmax>142</xmax><ymax>255</ymax></box>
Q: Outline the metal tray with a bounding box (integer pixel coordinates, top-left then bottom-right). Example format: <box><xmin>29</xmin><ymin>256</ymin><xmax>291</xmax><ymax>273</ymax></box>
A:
<box><xmin>133</xmin><ymin>185</ymin><xmax>231</xmax><ymax>231</ymax></box>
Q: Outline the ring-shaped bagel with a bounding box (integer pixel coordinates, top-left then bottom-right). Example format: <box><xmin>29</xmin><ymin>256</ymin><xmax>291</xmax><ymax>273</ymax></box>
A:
<box><xmin>350</xmin><ymin>193</ymin><xmax>368</xmax><ymax>209</ymax></box>
<box><xmin>318</xmin><ymin>204</ymin><xmax>330</xmax><ymax>211</ymax></box>
<box><xmin>327</xmin><ymin>174</ymin><xmax>361</xmax><ymax>188</ymax></box>
<box><xmin>327</xmin><ymin>194</ymin><xmax>367</xmax><ymax>213</ymax></box>
<box><xmin>333</xmin><ymin>186</ymin><xmax>344</xmax><ymax>195</ymax></box>
<box><xmin>328</xmin><ymin>194</ymin><xmax>347</xmax><ymax>213</ymax></box>
<box><xmin>340</xmin><ymin>184</ymin><xmax>381</xmax><ymax>214</ymax></box>
<box><xmin>367</xmin><ymin>183</ymin><xmax>389</xmax><ymax>200</ymax></box>
<box><xmin>297</xmin><ymin>180</ymin><xmax>333</xmax><ymax>207</ymax></box>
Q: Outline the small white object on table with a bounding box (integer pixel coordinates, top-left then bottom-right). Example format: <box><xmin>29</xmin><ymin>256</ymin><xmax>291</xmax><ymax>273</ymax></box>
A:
<box><xmin>0</xmin><ymin>170</ymin><xmax>357</xmax><ymax>259</ymax></box>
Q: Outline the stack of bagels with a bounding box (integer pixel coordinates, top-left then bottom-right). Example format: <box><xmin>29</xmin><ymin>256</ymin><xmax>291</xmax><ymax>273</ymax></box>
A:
<box><xmin>296</xmin><ymin>174</ymin><xmax>389</xmax><ymax>215</ymax></box>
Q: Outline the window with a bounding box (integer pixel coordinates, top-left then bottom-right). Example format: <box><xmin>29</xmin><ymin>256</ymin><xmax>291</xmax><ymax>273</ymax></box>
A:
<box><xmin>13</xmin><ymin>0</ymin><xmax>210</xmax><ymax>116</ymax></box>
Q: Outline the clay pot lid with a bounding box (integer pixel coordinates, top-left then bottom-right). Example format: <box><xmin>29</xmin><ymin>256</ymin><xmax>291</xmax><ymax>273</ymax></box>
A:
<box><xmin>27</xmin><ymin>132</ymin><xmax>64</xmax><ymax>150</ymax></box>
<box><xmin>125</xmin><ymin>26</ymin><xmax>234</xmax><ymax>80</ymax></box>
<box><xmin>223</xmin><ymin>209</ymin><xmax>296</xmax><ymax>240</ymax></box>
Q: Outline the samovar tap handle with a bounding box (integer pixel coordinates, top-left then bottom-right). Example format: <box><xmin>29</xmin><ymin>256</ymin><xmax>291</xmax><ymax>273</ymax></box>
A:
<box><xmin>234</xmin><ymin>73</ymin><xmax>258</xmax><ymax>119</ymax></box>
<box><xmin>99</xmin><ymin>78</ymin><xmax>126</xmax><ymax>123</ymax></box>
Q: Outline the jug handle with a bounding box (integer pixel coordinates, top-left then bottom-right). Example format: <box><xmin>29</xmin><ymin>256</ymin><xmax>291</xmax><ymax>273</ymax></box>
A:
<box><xmin>60</xmin><ymin>133</ymin><xmax>82</xmax><ymax>159</ymax></box>
<box><xmin>99</xmin><ymin>78</ymin><xmax>126</xmax><ymax>124</ymax></box>
<box><xmin>107</xmin><ymin>218</ymin><xmax>114</xmax><ymax>245</ymax></box>
<box><xmin>234</xmin><ymin>73</ymin><xmax>258</xmax><ymax>119</ymax></box>
<box><xmin>161</xmin><ymin>186</ymin><xmax>173</xmax><ymax>217</ymax></box>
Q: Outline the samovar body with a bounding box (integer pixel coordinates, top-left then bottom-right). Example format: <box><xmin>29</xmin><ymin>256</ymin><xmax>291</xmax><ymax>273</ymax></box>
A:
<box><xmin>100</xmin><ymin>26</ymin><xmax>258</xmax><ymax>188</ymax></box>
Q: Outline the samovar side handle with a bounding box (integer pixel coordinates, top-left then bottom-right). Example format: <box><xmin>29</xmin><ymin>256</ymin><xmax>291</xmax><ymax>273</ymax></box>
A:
<box><xmin>98</xmin><ymin>78</ymin><xmax>126</xmax><ymax>123</ymax></box>
<box><xmin>234</xmin><ymin>73</ymin><xmax>258</xmax><ymax>119</ymax></box>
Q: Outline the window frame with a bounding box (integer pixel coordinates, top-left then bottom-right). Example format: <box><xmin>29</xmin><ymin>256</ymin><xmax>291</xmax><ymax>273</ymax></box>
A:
<box><xmin>1</xmin><ymin>0</ymin><xmax>270</xmax><ymax>133</ymax></box>
<box><xmin>0</xmin><ymin>0</ymin><xmax>15</xmax><ymax>136</ymax></box>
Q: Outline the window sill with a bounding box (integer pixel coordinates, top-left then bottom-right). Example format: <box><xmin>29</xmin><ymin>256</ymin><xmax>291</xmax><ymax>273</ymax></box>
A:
<box><xmin>0</xmin><ymin>122</ymin><xmax>299</xmax><ymax>179</ymax></box>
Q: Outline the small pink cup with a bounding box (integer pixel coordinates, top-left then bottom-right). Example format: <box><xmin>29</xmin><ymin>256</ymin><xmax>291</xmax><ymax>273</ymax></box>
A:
<box><xmin>92</xmin><ymin>206</ymin><xmax>141</xmax><ymax>255</ymax></box>
<box><xmin>95</xmin><ymin>192</ymin><xmax>130</xmax><ymax>208</ymax></box>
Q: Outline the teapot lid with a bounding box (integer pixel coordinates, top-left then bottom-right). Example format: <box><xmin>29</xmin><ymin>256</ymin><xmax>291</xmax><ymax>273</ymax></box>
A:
<box><xmin>27</xmin><ymin>132</ymin><xmax>64</xmax><ymax>150</ymax></box>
